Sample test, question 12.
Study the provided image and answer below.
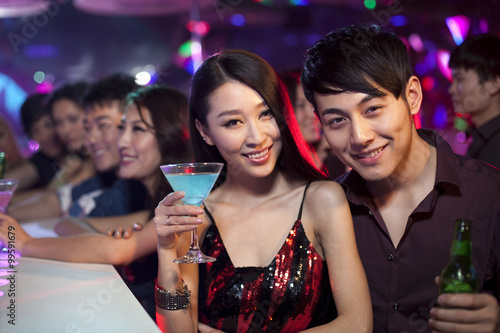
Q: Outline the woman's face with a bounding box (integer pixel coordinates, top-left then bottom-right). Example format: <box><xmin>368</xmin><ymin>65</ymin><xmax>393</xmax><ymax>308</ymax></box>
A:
<box><xmin>51</xmin><ymin>98</ymin><xmax>86</xmax><ymax>152</ymax></box>
<box><xmin>294</xmin><ymin>83</ymin><xmax>322</xmax><ymax>144</ymax></box>
<box><xmin>197</xmin><ymin>81</ymin><xmax>282</xmax><ymax>180</ymax></box>
<box><xmin>30</xmin><ymin>114</ymin><xmax>64</xmax><ymax>159</ymax></box>
<box><xmin>117</xmin><ymin>104</ymin><xmax>161</xmax><ymax>188</ymax></box>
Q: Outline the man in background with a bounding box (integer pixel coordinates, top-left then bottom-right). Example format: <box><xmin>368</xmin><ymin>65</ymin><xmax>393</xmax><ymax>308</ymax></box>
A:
<box><xmin>449</xmin><ymin>33</ymin><xmax>500</xmax><ymax>169</ymax></box>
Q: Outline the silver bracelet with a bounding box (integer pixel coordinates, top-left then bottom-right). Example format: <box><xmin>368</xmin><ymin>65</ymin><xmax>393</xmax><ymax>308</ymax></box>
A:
<box><xmin>155</xmin><ymin>279</ymin><xmax>191</xmax><ymax>310</ymax></box>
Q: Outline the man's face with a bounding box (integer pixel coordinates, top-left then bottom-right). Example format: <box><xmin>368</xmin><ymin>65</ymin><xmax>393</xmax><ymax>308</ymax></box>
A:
<box><xmin>84</xmin><ymin>102</ymin><xmax>122</xmax><ymax>173</ymax></box>
<box><xmin>449</xmin><ymin>67</ymin><xmax>493</xmax><ymax>116</ymax></box>
<box><xmin>314</xmin><ymin>82</ymin><xmax>421</xmax><ymax>183</ymax></box>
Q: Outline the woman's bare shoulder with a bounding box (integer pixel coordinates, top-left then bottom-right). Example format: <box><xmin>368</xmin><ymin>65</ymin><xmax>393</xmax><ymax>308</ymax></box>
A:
<box><xmin>306</xmin><ymin>180</ymin><xmax>347</xmax><ymax>207</ymax></box>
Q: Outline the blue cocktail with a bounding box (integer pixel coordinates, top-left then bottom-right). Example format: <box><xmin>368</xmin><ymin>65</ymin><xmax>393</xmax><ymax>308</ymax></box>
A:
<box><xmin>160</xmin><ymin>163</ymin><xmax>223</xmax><ymax>263</ymax></box>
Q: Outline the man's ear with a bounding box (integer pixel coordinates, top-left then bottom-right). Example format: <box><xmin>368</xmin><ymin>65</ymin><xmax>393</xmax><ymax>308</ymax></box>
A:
<box><xmin>406</xmin><ymin>76</ymin><xmax>423</xmax><ymax>116</ymax></box>
<box><xmin>485</xmin><ymin>76</ymin><xmax>500</xmax><ymax>95</ymax></box>
<box><xmin>195</xmin><ymin>119</ymin><xmax>215</xmax><ymax>146</ymax></box>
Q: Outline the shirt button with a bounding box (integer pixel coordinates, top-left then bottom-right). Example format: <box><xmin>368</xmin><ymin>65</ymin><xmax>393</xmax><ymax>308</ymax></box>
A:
<box><xmin>393</xmin><ymin>303</ymin><xmax>399</xmax><ymax>310</ymax></box>
<box><xmin>387</xmin><ymin>253</ymin><xmax>394</xmax><ymax>261</ymax></box>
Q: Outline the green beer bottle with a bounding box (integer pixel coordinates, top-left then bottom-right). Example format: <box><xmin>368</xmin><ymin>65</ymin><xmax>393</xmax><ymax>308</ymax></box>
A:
<box><xmin>0</xmin><ymin>152</ymin><xmax>6</xmax><ymax>179</ymax></box>
<box><xmin>439</xmin><ymin>219</ymin><xmax>478</xmax><ymax>294</ymax></box>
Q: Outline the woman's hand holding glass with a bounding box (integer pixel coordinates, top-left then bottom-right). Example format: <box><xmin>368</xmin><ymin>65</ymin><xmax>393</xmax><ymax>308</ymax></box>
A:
<box><xmin>154</xmin><ymin>191</ymin><xmax>204</xmax><ymax>250</ymax></box>
<box><xmin>0</xmin><ymin>213</ymin><xmax>32</xmax><ymax>255</ymax></box>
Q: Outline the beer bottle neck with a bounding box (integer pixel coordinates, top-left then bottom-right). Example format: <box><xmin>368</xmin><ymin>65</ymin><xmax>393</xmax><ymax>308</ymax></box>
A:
<box><xmin>450</xmin><ymin>219</ymin><xmax>472</xmax><ymax>257</ymax></box>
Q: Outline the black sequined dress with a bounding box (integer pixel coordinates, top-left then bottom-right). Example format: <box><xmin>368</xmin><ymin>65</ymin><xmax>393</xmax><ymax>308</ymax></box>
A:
<box><xmin>199</xmin><ymin>183</ymin><xmax>337</xmax><ymax>332</ymax></box>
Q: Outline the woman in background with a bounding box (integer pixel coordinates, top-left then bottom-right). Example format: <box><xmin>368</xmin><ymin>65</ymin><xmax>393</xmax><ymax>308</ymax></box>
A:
<box><xmin>281</xmin><ymin>69</ymin><xmax>347</xmax><ymax>179</ymax></box>
<box><xmin>47</xmin><ymin>81</ymin><xmax>96</xmax><ymax>188</ymax></box>
<box><xmin>0</xmin><ymin>85</ymin><xmax>192</xmax><ymax>319</ymax></box>
<box><xmin>5</xmin><ymin>93</ymin><xmax>67</xmax><ymax>190</ymax></box>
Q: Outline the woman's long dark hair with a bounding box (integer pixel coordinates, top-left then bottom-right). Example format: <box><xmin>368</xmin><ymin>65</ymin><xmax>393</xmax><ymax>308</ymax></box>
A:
<box><xmin>125</xmin><ymin>85</ymin><xmax>193</xmax><ymax>212</ymax></box>
<box><xmin>189</xmin><ymin>49</ymin><xmax>326</xmax><ymax>184</ymax></box>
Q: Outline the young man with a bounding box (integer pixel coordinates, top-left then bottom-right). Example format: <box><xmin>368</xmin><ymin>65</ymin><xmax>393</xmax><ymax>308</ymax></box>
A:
<box><xmin>302</xmin><ymin>24</ymin><xmax>500</xmax><ymax>333</ymax></box>
<box><xmin>9</xmin><ymin>73</ymin><xmax>146</xmax><ymax>221</ymax></box>
<box><xmin>449</xmin><ymin>33</ymin><xmax>500</xmax><ymax>169</ymax></box>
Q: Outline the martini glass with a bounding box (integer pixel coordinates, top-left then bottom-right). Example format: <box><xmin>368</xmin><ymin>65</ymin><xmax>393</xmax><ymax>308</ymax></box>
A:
<box><xmin>160</xmin><ymin>162</ymin><xmax>223</xmax><ymax>264</ymax></box>
<box><xmin>0</xmin><ymin>179</ymin><xmax>18</xmax><ymax>252</ymax></box>
<box><xmin>0</xmin><ymin>179</ymin><xmax>17</xmax><ymax>213</ymax></box>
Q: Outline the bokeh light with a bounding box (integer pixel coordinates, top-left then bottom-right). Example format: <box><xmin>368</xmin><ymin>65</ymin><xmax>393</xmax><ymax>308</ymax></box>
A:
<box><xmin>364</xmin><ymin>0</ymin><xmax>376</xmax><ymax>10</ymax></box>
<box><xmin>445</xmin><ymin>15</ymin><xmax>470</xmax><ymax>45</ymax></box>
<box><xmin>231</xmin><ymin>14</ymin><xmax>245</xmax><ymax>26</ymax></box>
<box><xmin>433</xmin><ymin>104</ymin><xmax>448</xmax><ymax>129</ymax></box>
<box><xmin>456</xmin><ymin>131</ymin><xmax>467</xmax><ymax>143</ymax></box>
<box><xmin>33</xmin><ymin>71</ymin><xmax>45</xmax><ymax>83</ymax></box>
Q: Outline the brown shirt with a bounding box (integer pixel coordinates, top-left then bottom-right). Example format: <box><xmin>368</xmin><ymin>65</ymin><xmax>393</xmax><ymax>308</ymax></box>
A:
<box><xmin>339</xmin><ymin>129</ymin><xmax>500</xmax><ymax>333</ymax></box>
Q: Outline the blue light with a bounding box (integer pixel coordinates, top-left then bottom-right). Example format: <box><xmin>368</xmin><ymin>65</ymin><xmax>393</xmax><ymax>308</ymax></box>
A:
<box><xmin>390</xmin><ymin>15</ymin><xmax>407</xmax><ymax>27</ymax></box>
<box><xmin>231</xmin><ymin>14</ymin><xmax>245</xmax><ymax>27</ymax></box>
<box><xmin>290</xmin><ymin>0</ymin><xmax>309</xmax><ymax>5</ymax></box>
<box><xmin>414</xmin><ymin>63</ymin><xmax>427</xmax><ymax>76</ymax></box>
<box><xmin>433</xmin><ymin>104</ymin><xmax>448</xmax><ymax>129</ymax></box>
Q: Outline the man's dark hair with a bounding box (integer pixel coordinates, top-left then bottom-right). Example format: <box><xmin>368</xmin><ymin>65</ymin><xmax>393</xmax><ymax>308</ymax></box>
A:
<box><xmin>82</xmin><ymin>73</ymin><xmax>139</xmax><ymax>110</ymax></box>
<box><xmin>448</xmin><ymin>33</ymin><xmax>500</xmax><ymax>83</ymax></box>
<box><xmin>302</xmin><ymin>24</ymin><xmax>413</xmax><ymax>110</ymax></box>
<box><xmin>47</xmin><ymin>81</ymin><xmax>88</xmax><ymax>114</ymax></box>
<box><xmin>20</xmin><ymin>93</ymin><xmax>49</xmax><ymax>135</ymax></box>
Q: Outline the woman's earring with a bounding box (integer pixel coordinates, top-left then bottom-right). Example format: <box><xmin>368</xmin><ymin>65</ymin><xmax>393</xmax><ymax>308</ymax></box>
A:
<box><xmin>203</xmin><ymin>137</ymin><xmax>207</xmax><ymax>142</ymax></box>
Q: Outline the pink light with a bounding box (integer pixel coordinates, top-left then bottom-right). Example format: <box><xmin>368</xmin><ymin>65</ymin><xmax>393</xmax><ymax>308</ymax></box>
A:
<box><xmin>445</xmin><ymin>15</ymin><xmax>470</xmax><ymax>45</ymax></box>
<box><xmin>436</xmin><ymin>49</ymin><xmax>452</xmax><ymax>82</ymax></box>
<box><xmin>0</xmin><ymin>260</ymin><xmax>18</xmax><ymax>267</ymax></box>
<box><xmin>409</xmin><ymin>34</ymin><xmax>424</xmax><ymax>53</ymax></box>
<box><xmin>422</xmin><ymin>76</ymin><xmax>436</xmax><ymax>91</ymax></box>
<box><xmin>0</xmin><ymin>279</ymin><xmax>9</xmax><ymax>286</ymax></box>
<box><xmin>398</xmin><ymin>36</ymin><xmax>410</xmax><ymax>52</ymax></box>
<box><xmin>185</xmin><ymin>20</ymin><xmax>210</xmax><ymax>36</ymax></box>
<box><xmin>36</xmin><ymin>81</ymin><xmax>53</xmax><ymax>94</ymax></box>
<box><xmin>456</xmin><ymin>132</ymin><xmax>467</xmax><ymax>143</ymax></box>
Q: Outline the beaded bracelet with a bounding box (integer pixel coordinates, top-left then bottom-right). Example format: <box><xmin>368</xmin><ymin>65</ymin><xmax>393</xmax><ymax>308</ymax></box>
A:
<box><xmin>155</xmin><ymin>279</ymin><xmax>191</xmax><ymax>310</ymax></box>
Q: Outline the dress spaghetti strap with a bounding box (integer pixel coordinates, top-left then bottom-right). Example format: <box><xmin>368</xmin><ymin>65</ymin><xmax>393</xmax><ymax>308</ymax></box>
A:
<box><xmin>297</xmin><ymin>181</ymin><xmax>312</xmax><ymax>221</ymax></box>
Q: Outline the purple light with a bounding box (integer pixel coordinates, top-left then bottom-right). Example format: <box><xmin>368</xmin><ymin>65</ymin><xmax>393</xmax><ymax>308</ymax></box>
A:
<box><xmin>23</xmin><ymin>45</ymin><xmax>59</xmax><ymax>59</ymax></box>
<box><xmin>36</xmin><ymin>82</ymin><xmax>53</xmax><ymax>94</ymax></box>
<box><xmin>28</xmin><ymin>140</ymin><xmax>40</xmax><ymax>153</ymax></box>
<box><xmin>479</xmin><ymin>18</ymin><xmax>489</xmax><ymax>33</ymax></box>
<box><xmin>231</xmin><ymin>14</ymin><xmax>245</xmax><ymax>26</ymax></box>
<box><xmin>446</xmin><ymin>15</ymin><xmax>470</xmax><ymax>45</ymax></box>
<box><xmin>390</xmin><ymin>15</ymin><xmax>407</xmax><ymax>27</ymax></box>
<box><xmin>433</xmin><ymin>104</ymin><xmax>448</xmax><ymax>129</ymax></box>
<box><xmin>0</xmin><ymin>279</ymin><xmax>8</xmax><ymax>286</ymax></box>
<box><xmin>456</xmin><ymin>132</ymin><xmax>467</xmax><ymax>143</ymax></box>
<box><xmin>436</xmin><ymin>49</ymin><xmax>452</xmax><ymax>82</ymax></box>
<box><xmin>0</xmin><ymin>261</ymin><xmax>18</xmax><ymax>268</ymax></box>
<box><xmin>409</xmin><ymin>34</ymin><xmax>424</xmax><ymax>53</ymax></box>
<box><xmin>415</xmin><ymin>63</ymin><xmax>427</xmax><ymax>76</ymax></box>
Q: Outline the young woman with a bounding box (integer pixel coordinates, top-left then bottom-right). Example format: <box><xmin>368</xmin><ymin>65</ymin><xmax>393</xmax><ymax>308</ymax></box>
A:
<box><xmin>5</xmin><ymin>93</ymin><xmax>67</xmax><ymax>191</ymax></box>
<box><xmin>281</xmin><ymin>69</ymin><xmax>347</xmax><ymax>180</ymax></box>
<box><xmin>47</xmin><ymin>82</ymin><xmax>96</xmax><ymax>188</ymax></box>
<box><xmin>0</xmin><ymin>85</ymin><xmax>192</xmax><ymax>318</ymax></box>
<box><xmin>154</xmin><ymin>50</ymin><xmax>372</xmax><ymax>332</ymax></box>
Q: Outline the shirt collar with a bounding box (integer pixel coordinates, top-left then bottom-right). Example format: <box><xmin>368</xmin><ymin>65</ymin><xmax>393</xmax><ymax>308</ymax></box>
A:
<box><xmin>339</xmin><ymin>128</ymin><xmax>461</xmax><ymax>204</ymax></box>
<box><xmin>469</xmin><ymin>115</ymin><xmax>500</xmax><ymax>143</ymax></box>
